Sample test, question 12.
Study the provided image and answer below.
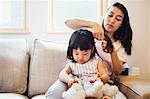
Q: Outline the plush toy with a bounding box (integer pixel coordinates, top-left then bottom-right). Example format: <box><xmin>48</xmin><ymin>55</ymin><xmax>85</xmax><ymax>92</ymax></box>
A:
<box><xmin>82</xmin><ymin>80</ymin><xmax>103</xmax><ymax>98</ymax></box>
<box><xmin>62</xmin><ymin>80</ymin><xmax>118</xmax><ymax>99</ymax></box>
<box><xmin>101</xmin><ymin>83</ymin><xmax>119</xmax><ymax>97</ymax></box>
<box><xmin>62</xmin><ymin>83</ymin><xmax>86</xmax><ymax>99</ymax></box>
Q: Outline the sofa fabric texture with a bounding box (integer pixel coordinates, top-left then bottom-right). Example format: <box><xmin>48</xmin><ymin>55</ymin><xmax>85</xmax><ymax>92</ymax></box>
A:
<box><xmin>0</xmin><ymin>38</ymin><xmax>149</xmax><ymax>99</ymax></box>
<box><xmin>28</xmin><ymin>39</ymin><xmax>67</xmax><ymax>97</ymax></box>
<box><xmin>0</xmin><ymin>39</ymin><xmax>29</xmax><ymax>94</ymax></box>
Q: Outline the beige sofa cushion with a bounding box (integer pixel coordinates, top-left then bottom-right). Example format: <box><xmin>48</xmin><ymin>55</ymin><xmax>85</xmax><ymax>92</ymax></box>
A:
<box><xmin>31</xmin><ymin>94</ymin><xmax>46</xmax><ymax>99</ymax></box>
<box><xmin>0</xmin><ymin>39</ymin><xmax>29</xmax><ymax>94</ymax></box>
<box><xmin>28</xmin><ymin>39</ymin><xmax>67</xmax><ymax>97</ymax></box>
<box><xmin>0</xmin><ymin>93</ymin><xmax>29</xmax><ymax>99</ymax></box>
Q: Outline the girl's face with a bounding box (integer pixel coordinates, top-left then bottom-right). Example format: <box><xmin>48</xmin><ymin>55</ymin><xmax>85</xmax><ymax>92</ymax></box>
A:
<box><xmin>104</xmin><ymin>6</ymin><xmax>124</xmax><ymax>35</ymax></box>
<box><xmin>73</xmin><ymin>48</ymin><xmax>93</xmax><ymax>64</ymax></box>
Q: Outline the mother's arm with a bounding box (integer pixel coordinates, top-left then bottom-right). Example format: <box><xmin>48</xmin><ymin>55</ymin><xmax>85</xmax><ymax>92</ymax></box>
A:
<box><xmin>111</xmin><ymin>48</ymin><xmax>124</xmax><ymax>75</ymax></box>
<box><xmin>65</xmin><ymin>19</ymin><xmax>104</xmax><ymax>40</ymax></box>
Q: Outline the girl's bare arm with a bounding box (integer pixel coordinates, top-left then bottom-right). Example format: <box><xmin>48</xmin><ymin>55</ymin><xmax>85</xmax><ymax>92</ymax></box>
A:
<box><xmin>59</xmin><ymin>64</ymin><xmax>72</xmax><ymax>83</ymax></box>
<box><xmin>59</xmin><ymin>64</ymin><xmax>78</xmax><ymax>87</ymax></box>
<box><xmin>97</xmin><ymin>59</ymin><xmax>110</xmax><ymax>83</ymax></box>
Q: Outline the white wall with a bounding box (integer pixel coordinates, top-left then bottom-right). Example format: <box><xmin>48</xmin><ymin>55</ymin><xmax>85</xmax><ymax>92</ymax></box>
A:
<box><xmin>148</xmin><ymin>1</ymin><xmax>150</xmax><ymax>79</ymax></box>
<box><xmin>125</xmin><ymin>0</ymin><xmax>149</xmax><ymax>79</ymax></box>
<box><xmin>0</xmin><ymin>0</ymin><xmax>150</xmax><ymax>79</ymax></box>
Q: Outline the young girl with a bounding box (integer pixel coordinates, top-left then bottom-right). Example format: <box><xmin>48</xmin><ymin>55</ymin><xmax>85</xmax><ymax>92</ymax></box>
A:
<box><xmin>59</xmin><ymin>29</ymin><xmax>118</xmax><ymax>98</ymax></box>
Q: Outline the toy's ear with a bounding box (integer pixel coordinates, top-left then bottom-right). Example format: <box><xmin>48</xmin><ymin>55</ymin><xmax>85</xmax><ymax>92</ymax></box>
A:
<box><xmin>62</xmin><ymin>91</ymin><xmax>67</xmax><ymax>98</ymax></box>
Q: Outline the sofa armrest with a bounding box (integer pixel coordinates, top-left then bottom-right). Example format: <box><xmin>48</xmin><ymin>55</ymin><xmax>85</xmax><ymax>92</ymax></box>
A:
<box><xmin>115</xmin><ymin>75</ymin><xmax>150</xmax><ymax>99</ymax></box>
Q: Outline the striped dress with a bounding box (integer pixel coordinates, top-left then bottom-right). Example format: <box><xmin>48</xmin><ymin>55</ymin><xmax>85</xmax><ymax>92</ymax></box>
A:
<box><xmin>68</xmin><ymin>56</ymin><xmax>101</xmax><ymax>82</ymax></box>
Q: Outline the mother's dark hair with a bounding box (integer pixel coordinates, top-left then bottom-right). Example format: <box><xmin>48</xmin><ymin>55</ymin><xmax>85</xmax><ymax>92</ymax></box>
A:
<box><xmin>102</xmin><ymin>2</ymin><xmax>132</xmax><ymax>55</ymax></box>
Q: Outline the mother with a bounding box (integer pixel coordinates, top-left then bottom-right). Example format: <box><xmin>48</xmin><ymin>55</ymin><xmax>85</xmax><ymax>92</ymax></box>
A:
<box><xmin>65</xmin><ymin>2</ymin><xmax>132</xmax><ymax>76</ymax></box>
<box><xmin>45</xmin><ymin>2</ymin><xmax>132</xmax><ymax>99</ymax></box>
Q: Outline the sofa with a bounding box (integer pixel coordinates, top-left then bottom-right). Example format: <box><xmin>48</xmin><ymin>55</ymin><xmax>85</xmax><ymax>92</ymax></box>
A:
<box><xmin>0</xmin><ymin>38</ymin><xmax>150</xmax><ymax>99</ymax></box>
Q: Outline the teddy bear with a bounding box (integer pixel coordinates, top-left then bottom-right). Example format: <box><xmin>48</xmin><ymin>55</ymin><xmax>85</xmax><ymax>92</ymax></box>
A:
<box><xmin>62</xmin><ymin>80</ymin><xmax>118</xmax><ymax>99</ymax></box>
<box><xmin>82</xmin><ymin>80</ymin><xmax>118</xmax><ymax>98</ymax></box>
<box><xmin>101</xmin><ymin>83</ymin><xmax>119</xmax><ymax>97</ymax></box>
<box><xmin>82</xmin><ymin>80</ymin><xmax>103</xmax><ymax>98</ymax></box>
<box><xmin>62</xmin><ymin>80</ymin><xmax>104</xmax><ymax>99</ymax></box>
<box><xmin>62</xmin><ymin>83</ymin><xmax>86</xmax><ymax>99</ymax></box>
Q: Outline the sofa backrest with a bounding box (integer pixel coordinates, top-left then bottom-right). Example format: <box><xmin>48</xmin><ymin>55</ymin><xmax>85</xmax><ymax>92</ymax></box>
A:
<box><xmin>28</xmin><ymin>39</ymin><xmax>68</xmax><ymax>97</ymax></box>
<box><xmin>0</xmin><ymin>39</ymin><xmax>29</xmax><ymax>94</ymax></box>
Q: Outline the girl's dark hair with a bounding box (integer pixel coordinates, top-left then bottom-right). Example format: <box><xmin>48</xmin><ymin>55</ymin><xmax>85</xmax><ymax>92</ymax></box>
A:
<box><xmin>67</xmin><ymin>29</ymin><xmax>96</xmax><ymax>62</ymax></box>
<box><xmin>102</xmin><ymin>2</ymin><xmax>132</xmax><ymax>55</ymax></box>
<box><xmin>67</xmin><ymin>29</ymin><xmax>113</xmax><ymax>62</ymax></box>
<box><xmin>103</xmin><ymin>33</ymin><xmax>113</xmax><ymax>53</ymax></box>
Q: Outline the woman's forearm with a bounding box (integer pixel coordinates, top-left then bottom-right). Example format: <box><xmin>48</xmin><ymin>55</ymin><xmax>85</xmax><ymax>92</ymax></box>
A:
<box><xmin>65</xmin><ymin>19</ymin><xmax>104</xmax><ymax>40</ymax></box>
<box><xmin>111</xmin><ymin>48</ymin><xmax>123</xmax><ymax>75</ymax></box>
<box><xmin>65</xmin><ymin>19</ymin><xmax>98</xmax><ymax>29</ymax></box>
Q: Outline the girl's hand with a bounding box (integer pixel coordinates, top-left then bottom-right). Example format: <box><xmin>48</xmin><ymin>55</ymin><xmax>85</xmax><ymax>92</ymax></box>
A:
<box><xmin>90</xmin><ymin>23</ymin><xmax>105</xmax><ymax>40</ymax></box>
<box><xmin>100</xmin><ymin>74</ymin><xmax>110</xmax><ymax>84</ymax></box>
<box><xmin>67</xmin><ymin>76</ymin><xmax>78</xmax><ymax>88</ymax></box>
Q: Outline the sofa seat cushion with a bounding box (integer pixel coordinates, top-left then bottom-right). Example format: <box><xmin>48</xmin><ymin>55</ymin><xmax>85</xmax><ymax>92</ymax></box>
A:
<box><xmin>31</xmin><ymin>94</ymin><xmax>46</xmax><ymax>99</ymax></box>
<box><xmin>28</xmin><ymin>39</ymin><xmax>68</xmax><ymax>97</ymax></box>
<box><xmin>116</xmin><ymin>76</ymin><xmax>150</xmax><ymax>99</ymax></box>
<box><xmin>115</xmin><ymin>91</ymin><xmax>127</xmax><ymax>99</ymax></box>
<box><xmin>0</xmin><ymin>93</ymin><xmax>28</xmax><ymax>99</ymax></box>
<box><xmin>0</xmin><ymin>39</ymin><xmax>29</xmax><ymax>94</ymax></box>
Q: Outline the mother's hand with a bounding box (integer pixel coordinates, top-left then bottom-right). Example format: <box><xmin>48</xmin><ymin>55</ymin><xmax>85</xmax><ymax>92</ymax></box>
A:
<box><xmin>90</xmin><ymin>23</ymin><xmax>105</xmax><ymax>40</ymax></box>
<box><xmin>101</xmin><ymin>34</ymin><xmax>114</xmax><ymax>53</ymax></box>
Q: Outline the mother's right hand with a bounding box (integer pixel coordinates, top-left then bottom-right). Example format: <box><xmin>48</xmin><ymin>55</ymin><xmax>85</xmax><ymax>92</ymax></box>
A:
<box><xmin>90</xmin><ymin>23</ymin><xmax>105</xmax><ymax>40</ymax></box>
